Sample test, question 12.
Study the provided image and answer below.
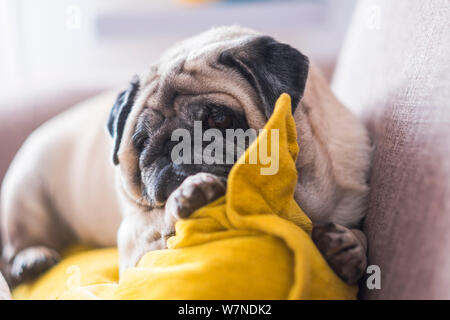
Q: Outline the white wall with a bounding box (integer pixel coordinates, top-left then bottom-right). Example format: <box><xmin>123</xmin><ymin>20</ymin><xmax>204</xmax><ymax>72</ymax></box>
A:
<box><xmin>0</xmin><ymin>0</ymin><xmax>356</xmax><ymax>100</ymax></box>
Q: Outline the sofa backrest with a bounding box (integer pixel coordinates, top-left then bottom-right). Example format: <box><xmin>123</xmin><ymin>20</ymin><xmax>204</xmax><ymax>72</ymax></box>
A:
<box><xmin>332</xmin><ymin>0</ymin><xmax>450</xmax><ymax>299</ymax></box>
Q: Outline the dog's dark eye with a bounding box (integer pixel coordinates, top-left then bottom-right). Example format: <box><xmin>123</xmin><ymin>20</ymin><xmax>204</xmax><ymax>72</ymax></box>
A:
<box><xmin>132</xmin><ymin>115</ymin><xmax>150</xmax><ymax>152</ymax></box>
<box><xmin>132</xmin><ymin>131</ymin><xmax>149</xmax><ymax>152</ymax></box>
<box><xmin>208</xmin><ymin>113</ymin><xmax>233</xmax><ymax>129</ymax></box>
<box><xmin>207</xmin><ymin>107</ymin><xmax>234</xmax><ymax>129</ymax></box>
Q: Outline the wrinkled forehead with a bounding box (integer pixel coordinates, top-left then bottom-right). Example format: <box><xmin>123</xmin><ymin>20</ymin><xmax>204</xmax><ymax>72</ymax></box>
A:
<box><xmin>142</xmin><ymin>27</ymin><xmax>259</xmax><ymax>84</ymax></box>
<box><xmin>136</xmin><ymin>27</ymin><xmax>266</xmax><ymax>126</ymax></box>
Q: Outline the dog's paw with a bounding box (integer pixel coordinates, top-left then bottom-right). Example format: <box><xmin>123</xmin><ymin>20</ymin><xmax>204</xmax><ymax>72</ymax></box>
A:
<box><xmin>312</xmin><ymin>223</ymin><xmax>367</xmax><ymax>284</ymax></box>
<box><xmin>165</xmin><ymin>172</ymin><xmax>226</xmax><ymax>220</ymax></box>
<box><xmin>10</xmin><ymin>246</ymin><xmax>60</xmax><ymax>285</ymax></box>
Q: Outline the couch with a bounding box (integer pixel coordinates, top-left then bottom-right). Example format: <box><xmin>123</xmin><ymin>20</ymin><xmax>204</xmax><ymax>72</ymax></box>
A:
<box><xmin>1</xmin><ymin>0</ymin><xmax>449</xmax><ymax>299</ymax></box>
<box><xmin>332</xmin><ymin>0</ymin><xmax>450</xmax><ymax>299</ymax></box>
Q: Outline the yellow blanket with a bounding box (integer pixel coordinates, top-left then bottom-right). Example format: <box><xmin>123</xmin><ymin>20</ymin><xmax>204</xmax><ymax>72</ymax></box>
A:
<box><xmin>13</xmin><ymin>94</ymin><xmax>356</xmax><ymax>300</ymax></box>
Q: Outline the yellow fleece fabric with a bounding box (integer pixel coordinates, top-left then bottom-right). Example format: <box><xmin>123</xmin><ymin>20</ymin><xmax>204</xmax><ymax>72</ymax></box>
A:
<box><xmin>13</xmin><ymin>93</ymin><xmax>357</xmax><ymax>300</ymax></box>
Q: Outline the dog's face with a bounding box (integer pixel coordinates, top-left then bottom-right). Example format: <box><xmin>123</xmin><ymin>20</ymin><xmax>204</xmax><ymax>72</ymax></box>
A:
<box><xmin>107</xmin><ymin>26</ymin><xmax>309</xmax><ymax>208</ymax></box>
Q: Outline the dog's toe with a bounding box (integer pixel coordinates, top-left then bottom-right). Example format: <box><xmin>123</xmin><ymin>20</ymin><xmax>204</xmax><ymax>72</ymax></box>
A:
<box><xmin>10</xmin><ymin>246</ymin><xmax>60</xmax><ymax>285</ymax></box>
<box><xmin>166</xmin><ymin>173</ymin><xmax>226</xmax><ymax>220</ymax></box>
<box><xmin>312</xmin><ymin>223</ymin><xmax>367</xmax><ymax>284</ymax></box>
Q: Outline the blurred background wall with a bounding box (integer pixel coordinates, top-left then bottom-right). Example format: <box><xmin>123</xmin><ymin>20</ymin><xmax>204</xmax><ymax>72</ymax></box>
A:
<box><xmin>0</xmin><ymin>0</ymin><xmax>356</xmax><ymax>100</ymax></box>
<box><xmin>0</xmin><ymin>0</ymin><xmax>357</xmax><ymax>188</ymax></box>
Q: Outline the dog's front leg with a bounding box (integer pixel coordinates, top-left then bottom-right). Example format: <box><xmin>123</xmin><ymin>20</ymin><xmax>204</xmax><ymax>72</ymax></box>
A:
<box><xmin>118</xmin><ymin>173</ymin><xmax>226</xmax><ymax>274</ymax></box>
<box><xmin>312</xmin><ymin>223</ymin><xmax>367</xmax><ymax>284</ymax></box>
<box><xmin>117</xmin><ymin>207</ymin><xmax>173</xmax><ymax>274</ymax></box>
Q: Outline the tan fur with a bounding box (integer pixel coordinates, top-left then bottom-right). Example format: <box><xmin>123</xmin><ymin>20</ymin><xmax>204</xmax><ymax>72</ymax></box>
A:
<box><xmin>294</xmin><ymin>64</ymin><xmax>371</xmax><ymax>226</ymax></box>
<box><xmin>0</xmin><ymin>26</ymin><xmax>371</xmax><ymax>280</ymax></box>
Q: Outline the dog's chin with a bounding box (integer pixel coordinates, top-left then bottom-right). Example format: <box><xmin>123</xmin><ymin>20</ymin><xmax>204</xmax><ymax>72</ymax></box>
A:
<box><xmin>141</xmin><ymin>159</ymin><xmax>232</xmax><ymax>208</ymax></box>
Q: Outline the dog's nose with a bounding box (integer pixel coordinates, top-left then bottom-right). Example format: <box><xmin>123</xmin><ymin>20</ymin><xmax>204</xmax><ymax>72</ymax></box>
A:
<box><xmin>149</xmin><ymin>166</ymin><xmax>186</xmax><ymax>208</ymax></box>
<box><xmin>151</xmin><ymin>181</ymin><xmax>167</xmax><ymax>208</ymax></box>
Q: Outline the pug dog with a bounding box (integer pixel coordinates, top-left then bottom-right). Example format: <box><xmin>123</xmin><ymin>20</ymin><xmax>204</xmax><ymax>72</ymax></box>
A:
<box><xmin>0</xmin><ymin>26</ymin><xmax>371</xmax><ymax>290</ymax></box>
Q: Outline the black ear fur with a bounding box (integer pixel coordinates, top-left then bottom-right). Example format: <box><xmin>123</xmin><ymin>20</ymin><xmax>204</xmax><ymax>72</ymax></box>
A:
<box><xmin>219</xmin><ymin>36</ymin><xmax>309</xmax><ymax>118</ymax></box>
<box><xmin>107</xmin><ymin>75</ymin><xmax>140</xmax><ymax>165</ymax></box>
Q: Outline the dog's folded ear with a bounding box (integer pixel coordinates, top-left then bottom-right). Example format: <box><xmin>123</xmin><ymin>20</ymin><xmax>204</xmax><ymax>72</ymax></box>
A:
<box><xmin>107</xmin><ymin>75</ymin><xmax>140</xmax><ymax>165</ymax></box>
<box><xmin>219</xmin><ymin>36</ymin><xmax>309</xmax><ymax>118</ymax></box>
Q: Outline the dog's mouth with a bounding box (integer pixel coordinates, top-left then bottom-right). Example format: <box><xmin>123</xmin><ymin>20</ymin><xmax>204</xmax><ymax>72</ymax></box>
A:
<box><xmin>140</xmin><ymin>157</ymin><xmax>231</xmax><ymax>207</ymax></box>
